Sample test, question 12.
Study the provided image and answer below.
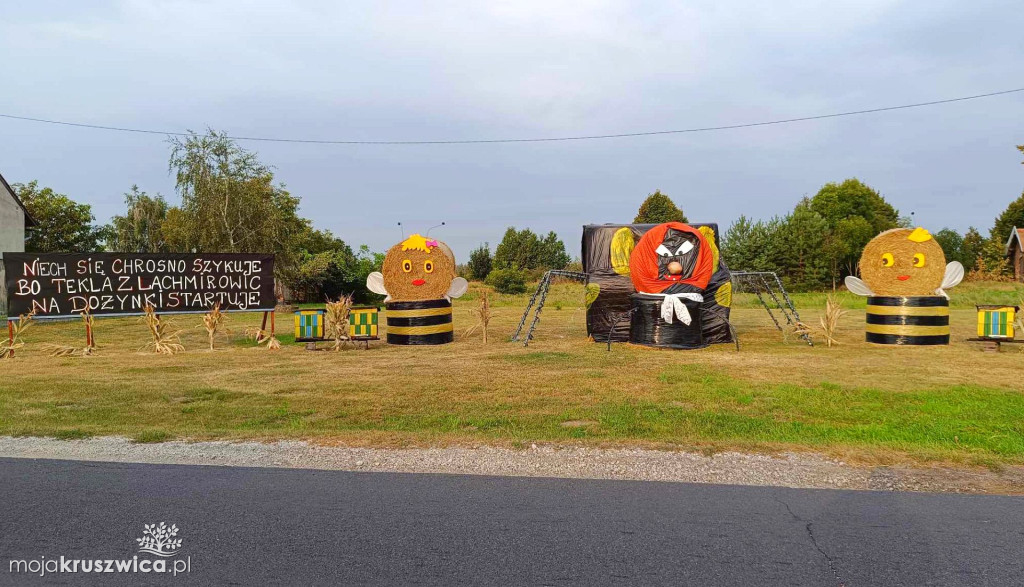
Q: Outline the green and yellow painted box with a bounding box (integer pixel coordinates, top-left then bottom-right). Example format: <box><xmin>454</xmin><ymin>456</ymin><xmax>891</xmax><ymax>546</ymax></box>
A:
<box><xmin>349</xmin><ymin>306</ymin><xmax>380</xmax><ymax>340</ymax></box>
<box><xmin>977</xmin><ymin>305</ymin><xmax>1017</xmax><ymax>340</ymax></box>
<box><xmin>294</xmin><ymin>309</ymin><xmax>327</xmax><ymax>342</ymax></box>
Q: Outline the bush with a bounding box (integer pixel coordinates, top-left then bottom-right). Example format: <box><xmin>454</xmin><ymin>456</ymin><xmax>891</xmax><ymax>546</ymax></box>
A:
<box><xmin>486</xmin><ymin>268</ymin><xmax>528</xmax><ymax>294</ymax></box>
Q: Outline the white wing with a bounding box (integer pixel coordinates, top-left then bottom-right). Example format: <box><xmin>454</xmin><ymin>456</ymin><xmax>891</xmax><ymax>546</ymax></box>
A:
<box><xmin>844</xmin><ymin>275</ymin><xmax>874</xmax><ymax>296</ymax></box>
<box><xmin>366</xmin><ymin>272</ymin><xmax>388</xmax><ymax>296</ymax></box>
<box><xmin>446</xmin><ymin>277</ymin><xmax>469</xmax><ymax>300</ymax></box>
<box><xmin>941</xmin><ymin>261</ymin><xmax>964</xmax><ymax>290</ymax></box>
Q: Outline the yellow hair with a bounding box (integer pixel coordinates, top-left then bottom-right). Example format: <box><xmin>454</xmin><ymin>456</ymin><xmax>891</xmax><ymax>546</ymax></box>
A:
<box><xmin>401</xmin><ymin>234</ymin><xmax>433</xmax><ymax>252</ymax></box>
<box><xmin>907</xmin><ymin>227</ymin><xmax>932</xmax><ymax>243</ymax></box>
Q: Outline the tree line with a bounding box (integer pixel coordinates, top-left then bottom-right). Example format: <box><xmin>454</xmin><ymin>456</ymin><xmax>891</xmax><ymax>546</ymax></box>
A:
<box><xmin>12</xmin><ymin>141</ymin><xmax>1023</xmax><ymax>298</ymax></box>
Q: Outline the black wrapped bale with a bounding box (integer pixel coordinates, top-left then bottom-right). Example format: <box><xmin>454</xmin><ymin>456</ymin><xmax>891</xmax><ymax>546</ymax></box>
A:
<box><xmin>385</xmin><ymin>299</ymin><xmax>453</xmax><ymax>345</ymax></box>
<box><xmin>865</xmin><ymin>296</ymin><xmax>949</xmax><ymax>345</ymax></box>
<box><xmin>582</xmin><ymin>223</ymin><xmax>732</xmax><ymax>345</ymax></box>
<box><xmin>629</xmin><ymin>293</ymin><xmax>707</xmax><ymax>349</ymax></box>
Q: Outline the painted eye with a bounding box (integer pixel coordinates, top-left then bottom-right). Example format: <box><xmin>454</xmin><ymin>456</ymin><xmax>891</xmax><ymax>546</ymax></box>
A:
<box><xmin>913</xmin><ymin>253</ymin><xmax>925</xmax><ymax>268</ymax></box>
<box><xmin>424</xmin><ymin>260</ymin><xmax>434</xmax><ymax>273</ymax></box>
<box><xmin>655</xmin><ymin>244</ymin><xmax>672</xmax><ymax>257</ymax></box>
<box><xmin>675</xmin><ymin>241</ymin><xmax>695</xmax><ymax>255</ymax></box>
<box><xmin>402</xmin><ymin>259</ymin><xmax>412</xmax><ymax>273</ymax></box>
<box><xmin>881</xmin><ymin>253</ymin><xmax>894</xmax><ymax>267</ymax></box>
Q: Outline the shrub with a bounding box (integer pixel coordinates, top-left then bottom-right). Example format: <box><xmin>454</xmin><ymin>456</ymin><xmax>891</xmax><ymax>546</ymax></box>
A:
<box><xmin>468</xmin><ymin>243</ymin><xmax>493</xmax><ymax>280</ymax></box>
<box><xmin>486</xmin><ymin>268</ymin><xmax>528</xmax><ymax>294</ymax></box>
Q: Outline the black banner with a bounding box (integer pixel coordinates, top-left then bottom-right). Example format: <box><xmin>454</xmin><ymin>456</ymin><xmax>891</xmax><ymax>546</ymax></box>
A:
<box><xmin>3</xmin><ymin>252</ymin><xmax>275</xmax><ymax>319</ymax></box>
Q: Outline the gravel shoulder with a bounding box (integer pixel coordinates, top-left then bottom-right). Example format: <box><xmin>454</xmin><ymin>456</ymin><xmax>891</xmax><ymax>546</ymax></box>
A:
<box><xmin>1</xmin><ymin>436</ymin><xmax>1022</xmax><ymax>494</ymax></box>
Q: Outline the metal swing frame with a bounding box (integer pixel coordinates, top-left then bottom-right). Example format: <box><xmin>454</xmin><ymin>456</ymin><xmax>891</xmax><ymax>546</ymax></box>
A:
<box><xmin>730</xmin><ymin>271</ymin><xmax>813</xmax><ymax>346</ymax></box>
<box><xmin>511</xmin><ymin>270</ymin><xmax>590</xmax><ymax>346</ymax></box>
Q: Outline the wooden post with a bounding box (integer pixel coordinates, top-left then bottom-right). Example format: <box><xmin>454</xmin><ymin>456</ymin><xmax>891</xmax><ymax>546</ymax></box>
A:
<box><xmin>7</xmin><ymin>319</ymin><xmax>14</xmax><ymax>358</ymax></box>
<box><xmin>85</xmin><ymin>321</ymin><xmax>93</xmax><ymax>348</ymax></box>
<box><xmin>270</xmin><ymin>311</ymin><xmax>275</xmax><ymax>337</ymax></box>
<box><xmin>261</xmin><ymin>311</ymin><xmax>269</xmax><ymax>332</ymax></box>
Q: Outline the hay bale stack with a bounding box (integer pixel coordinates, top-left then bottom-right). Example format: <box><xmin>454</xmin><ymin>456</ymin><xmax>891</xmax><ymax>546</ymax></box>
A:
<box><xmin>865</xmin><ymin>296</ymin><xmax>950</xmax><ymax>345</ymax></box>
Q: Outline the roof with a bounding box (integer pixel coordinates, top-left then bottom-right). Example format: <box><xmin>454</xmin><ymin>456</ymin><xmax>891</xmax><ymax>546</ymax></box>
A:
<box><xmin>1005</xmin><ymin>227</ymin><xmax>1024</xmax><ymax>256</ymax></box>
<box><xmin>0</xmin><ymin>171</ymin><xmax>35</xmax><ymax>227</ymax></box>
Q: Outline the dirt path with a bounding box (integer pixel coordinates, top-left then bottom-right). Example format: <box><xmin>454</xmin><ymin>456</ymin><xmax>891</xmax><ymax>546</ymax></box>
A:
<box><xmin>1</xmin><ymin>436</ymin><xmax>1021</xmax><ymax>494</ymax></box>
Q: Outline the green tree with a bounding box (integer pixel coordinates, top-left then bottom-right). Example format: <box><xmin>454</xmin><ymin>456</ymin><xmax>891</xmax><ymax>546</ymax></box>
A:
<box><xmin>467</xmin><ymin>243</ymin><xmax>493</xmax><ymax>280</ymax></box>
<box><xmin>538</xmin><ymin>231</ymin><xmax>570</xmax><ymax>269</ymax></box>
<box><xmin>105</xmin><ymin>186</ymin><xmax>169</xmax><ymax>253</ymax></box>
<box><xmin>777</xmin><ymin>201</ymin><xmax>831</xmax><ymax>291</ymax></box>
<box><xmin>12</xmin><ymin>181</ymin><xmax>104</xmax><ymax>252</ymax></box>
<box><xmin>933</xmin><ymin>228</ymin><xmax>966</xmax><ymax>268</ymax></box>
<box><xmin>634</xmin><ymin>190</ymin><xmax>687</xmax><ymax>224</ymax></box>
<box><xmin>961</xmin><ymin>227</ymin><xmax>985</xmax><ymax>272</ymax></box>
<box><xmin>493</xmin><ymin>227</ymin><xmax>540</xmax><ymax>270</ymax></box>
<box><xmin>163</xmin><ymin>130</ymin><xmax>308</xmax><ymax>276</ymax></box>
<box><xmin>989</xmin><ymin>192</ymin><xmax>1024</xmax><ymax>246</ymax></box>
<box><xmin>809</xmin><ymin>178</ymin><xmax>901</xmax><ymax>283</ymax></box>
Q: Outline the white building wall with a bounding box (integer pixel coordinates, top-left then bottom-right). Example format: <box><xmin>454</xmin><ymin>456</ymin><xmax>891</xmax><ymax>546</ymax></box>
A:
<box><xmin>0</xmin><ymin>182</ymin><xmax>27</xmax><ymax>315</ymax></box>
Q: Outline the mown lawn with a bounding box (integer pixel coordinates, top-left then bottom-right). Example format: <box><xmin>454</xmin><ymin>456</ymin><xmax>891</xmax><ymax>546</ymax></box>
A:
<box><xmin>1</xmin><ymin>280</ymin><xmax>1022</xmax><ymax>467</ymax></box>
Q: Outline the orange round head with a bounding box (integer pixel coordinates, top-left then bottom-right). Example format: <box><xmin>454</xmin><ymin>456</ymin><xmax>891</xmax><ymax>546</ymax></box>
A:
<box><xmin>858</xmin><ymin>228</ymin><xmax>946</xmax><ymax>296</ymax></box>
<box><xmin>381</xmin><ymin>234</ymin><xmax>457</xmax><ymax>301</ymax></box>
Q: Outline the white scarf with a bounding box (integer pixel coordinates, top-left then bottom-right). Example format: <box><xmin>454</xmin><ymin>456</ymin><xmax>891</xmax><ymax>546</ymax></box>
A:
<box><xmin>651</xmin><ymin>292</ymin><xmax>704</xmax><ymax>325</ymax></box>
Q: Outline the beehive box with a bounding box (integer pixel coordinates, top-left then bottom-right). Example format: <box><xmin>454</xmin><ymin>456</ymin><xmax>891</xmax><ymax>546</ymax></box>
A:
<box><xmin>977</xmin><ymin>305</ymin><xmax>1017</xmax><ymax>340</ymax></box>
<box><xmin>349</xmin><ymin>306</ymin><xmax>380</xmax><ymax>340</ymax></box>
<box><xmin>294</xmin><ymin>309</ymin><xmax>327</xmax><ymax>342</ymax></box>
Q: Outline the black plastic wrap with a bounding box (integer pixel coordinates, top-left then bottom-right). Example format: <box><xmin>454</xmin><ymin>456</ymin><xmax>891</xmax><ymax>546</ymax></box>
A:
<box><xmin>385</xmin><ymin>299</ymin><xmax>454</xmax><ymax>345</ymax></box>
<box><xmin>629</xmin><ymin>293</ymin><xmax>707</xmax><ymax>349</ymax></box>
<box><xmin>582</xmin><ymin>224</ymin><xmax>732</xmax><ymax>344</ymax></box>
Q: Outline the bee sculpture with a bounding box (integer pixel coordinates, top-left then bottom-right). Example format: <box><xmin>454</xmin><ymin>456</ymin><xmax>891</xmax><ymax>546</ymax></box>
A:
<box><xmin>366</xmin><ymin>234</ymin><xmax>468</xmax><ymax>345</ymax></box>
<box><xmin>844</xmin><ymin>227</ymin><xmax>964</xmax><ymax>346</ymax></box>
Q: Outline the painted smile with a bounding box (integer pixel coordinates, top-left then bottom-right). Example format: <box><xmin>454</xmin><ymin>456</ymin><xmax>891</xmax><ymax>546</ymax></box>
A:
<box><xmin>412</xmin><ymin>279</ymin><xmax>426</xmax><ymax>286</ymax></box>
<box><xmin>897</xmin><ymin>275</ymin><xmax>910</xmax><ymax>281</ymax></box>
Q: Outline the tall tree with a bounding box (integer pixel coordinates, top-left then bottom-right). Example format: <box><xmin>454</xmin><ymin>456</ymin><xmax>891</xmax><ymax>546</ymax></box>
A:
<box><xmin>538</xmin><ymin>231</ymin><xmax>570</xmax><ymax>269</ymax></box>
<box><xmin>467</xmin><ymin>243</ymin><xmax>493</xmax><ymax>280</ymax></box>
<box><xmin>961</xmin><ymin>227</ymin><xmax>985</xmax><ymax>272</ymax></box>
<box><xmin>809</xmin><ymin>178</ymin><xmax>901</xmax><ymax>282</ymax></box>
<box><xmin>989</xmin><ymin>192</ymin><xmax>1024</xmax><ymax>245</ymax></box>
<box><xmin>634</xmin><ymin>190</ymin><xmax>687</xmax><ymax>224</ymax></box>
<box><xmin>105</xmin><ymin>186</ymin><xmax>170</xmax><ymax>253</ymax></box>
<box><xmin>12</xmin><ymin>181</ymin><xmax>103</xmax><ymax>252</ymax></box>
<box><xmin>163</xmin><ymin>130</ymin><xmax>308</xmax><ymax>275</ymax></box>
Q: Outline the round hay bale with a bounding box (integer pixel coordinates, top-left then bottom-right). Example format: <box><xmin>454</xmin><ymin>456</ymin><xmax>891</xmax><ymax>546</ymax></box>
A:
<box><xmin>858</xmin><ymin>228</ymin><xmax>946</xmax><ymax>297</ymax></box>
<box><xmin>381</xmin><ymin>235</ymin><xmax>458</xmax><ymax>302</ymax></box>
<box><xmin>628</xmin><ymin>293</ymin><xmax>706</xmax><ymax>349</ymax></box>
<box><xmin>386</xmin><ymin>299</ymin><xmax>453</xmax><ymax>345</ymax></box>
<box><xmin>865</xmin><ymin>296</ymin><xmax>949</xmax><ymax>345</ymax></box>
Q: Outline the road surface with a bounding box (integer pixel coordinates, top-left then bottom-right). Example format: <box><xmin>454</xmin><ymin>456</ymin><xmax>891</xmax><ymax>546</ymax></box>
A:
<box><xmin>0</xmin><ymin>457</ymin><xmax>1021</xmax><ymax>585</ymax></box>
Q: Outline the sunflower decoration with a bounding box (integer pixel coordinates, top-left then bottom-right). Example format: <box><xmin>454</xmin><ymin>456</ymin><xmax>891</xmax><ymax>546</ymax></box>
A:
<box><xmin>844</xmin><ymin>227</ymin><xmax>964</xmax><ymax>298</ymax></box>
<box><xmin>366</xmin><ymin>234</ymin><xmax>469</xmax><ymax>302</ymax></box>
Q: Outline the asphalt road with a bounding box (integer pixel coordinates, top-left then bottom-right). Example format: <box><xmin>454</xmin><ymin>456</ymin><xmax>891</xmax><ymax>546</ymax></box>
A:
<box><xmin>0</xmin><ymin>458</ymin><xmax>1021</xmax><ymax>586</ymax></box>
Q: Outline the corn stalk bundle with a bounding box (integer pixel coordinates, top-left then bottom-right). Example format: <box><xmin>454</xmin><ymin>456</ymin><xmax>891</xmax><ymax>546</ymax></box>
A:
<box><xmin>140</xmin><ymin>305</ymin><xmax>185</xmax><ymax>355</ymax></box>
<box><xmin>43</xmin><ymin>308</ymin><xmax>97</xmax><ymax>357</ymax></box>
<box><xmin>819</xmin><ymin>294</ymin><xmax>846</xmax><ymax>348</ymax></box>
<box><xmin>0</xmin><ymin>310</ymin><xmax>35</xmax><ymax>359</ymax></box>
<box><xmin>463</xmin><ymin>291</ymin><xmax>492</xmax><ymax>344</ymax></box>
<box><xmin>200</xmin><ymin>302</ymin><xmax>228</xmax><ymax>350</ymax></box>
<box><xmin>325</xmin><ymin>294</ymin><xmax>354</xmax><ymax>351</ymax></box>
<box><xmin>244</xmin><ymin>326</ymin><xmax>281</xmax><ymax>350</ymax></box>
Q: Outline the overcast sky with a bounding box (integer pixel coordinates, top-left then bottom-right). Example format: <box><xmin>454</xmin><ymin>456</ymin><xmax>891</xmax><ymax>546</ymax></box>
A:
<box><xmin>2</xmin><ymin>1</ymin><xmax>1023</xmax><ymax>258</ymax></box>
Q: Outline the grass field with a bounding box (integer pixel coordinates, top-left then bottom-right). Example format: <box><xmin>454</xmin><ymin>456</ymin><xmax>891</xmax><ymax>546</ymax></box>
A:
<box><xmin>1</xmin><ymin>280</ymin><xmax>1023</xmax><ymax>467</ymax></box>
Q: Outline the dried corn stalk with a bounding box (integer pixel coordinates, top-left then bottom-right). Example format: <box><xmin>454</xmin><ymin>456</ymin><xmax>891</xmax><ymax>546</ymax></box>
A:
<box><xmin>325</xmin><ymin>294</ymin><xmax>353</xmax><ymax>351</ymax></box>
<box><xmin>43</xmin><ymin>308</ymin><xmax>96</xmax><ymax>357</ymax></box>
<box><xmin>819</xmin><ymin>294</ymin><xmax>846</xmax><ymax>348</ymax></box>
<box><xmin>0</xmin><ymin>310</ymin><xmax>35</xmax><ymax>359</ymax></box>
<box><xmin>140</xmin><ymin>305</ymin><xmax>185</xmax><ymax>355</ymax></box>
<box><xmin>244</xmin><ymin>326</ymin><xmax>281</xmax><ymax>350</ymax></box>
<box><xmin>200</xmin><ymin>302</ymin><xmax>228</xmax><ymax>350</ymax></box>
<box><xmin>463</xmin><ymin>291</ymin><xmax>492</xmax><ymax>344</ymax></box>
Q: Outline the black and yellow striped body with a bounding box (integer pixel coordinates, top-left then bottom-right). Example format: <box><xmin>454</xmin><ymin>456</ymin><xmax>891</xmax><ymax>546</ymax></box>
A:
<box><xmin>865</xmin><ymin>296</ymin><xmax>949</xmax><ymax>345</ymax></box>
<box><xmin>385</xmin><ymin>299</ymin><xmax>454</xmax><ymax>345</ymax></box>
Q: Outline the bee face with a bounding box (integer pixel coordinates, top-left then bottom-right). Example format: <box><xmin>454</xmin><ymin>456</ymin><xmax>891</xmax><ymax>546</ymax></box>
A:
<box><xmin>382</xmin><ymin>238</ymin><xmax>457</xmax><ymax>301</ymax></box>
<box><xmin>859</xmin><ymin>228</ymin><xmax>946</xmax><ymax>296</ymax></box>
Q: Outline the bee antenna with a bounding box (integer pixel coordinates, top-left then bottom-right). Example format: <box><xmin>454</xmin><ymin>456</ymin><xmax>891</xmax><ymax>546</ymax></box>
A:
<box><xmin>426</xmin><ymin>222</ymin><xmax>446</xmax><ymax>237</ymax></box>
